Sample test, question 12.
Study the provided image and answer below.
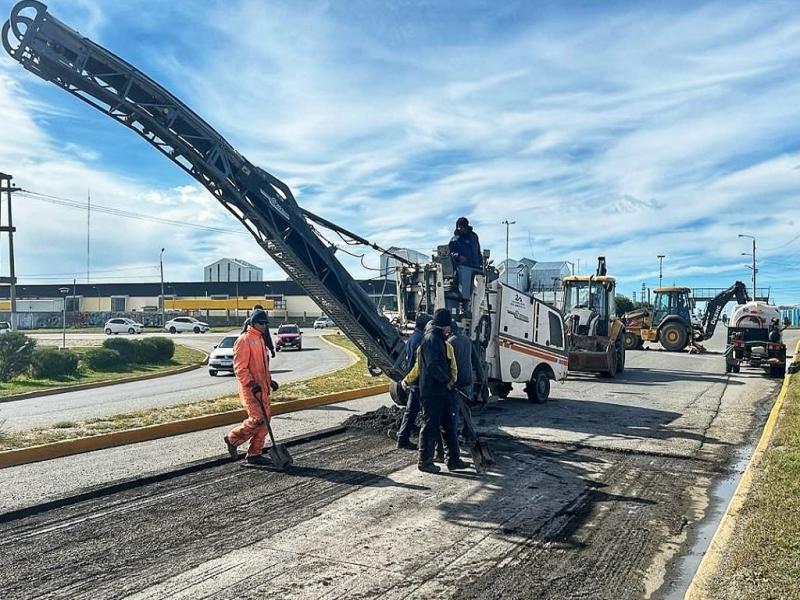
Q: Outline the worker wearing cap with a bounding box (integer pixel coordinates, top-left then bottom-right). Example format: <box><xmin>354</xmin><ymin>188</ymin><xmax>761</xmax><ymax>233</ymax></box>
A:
<box><xmin>243</xmin><ymin>303</ymin><xmax>276</xmax><ymax>358</ymax></box>
<box><xmin>403</xmin><ymin>308</ymin><xmax>468</xmax><ymax>473</ymax></box>
<box><xmin>394</xmin><ymin>312</ymin><xmax>433</xmax><ymax>450</ymax></box>
<box><xmin>224</xmin><ymin>309</ymin><xmax>277</xmax><ymax>467</ymax></box>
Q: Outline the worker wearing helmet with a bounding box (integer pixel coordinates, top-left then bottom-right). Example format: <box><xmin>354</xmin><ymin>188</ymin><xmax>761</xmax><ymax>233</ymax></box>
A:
<box><xmin>224</xmin><ymin>309</ymin><xmax>277</xmax><ymax>467</ymax></box>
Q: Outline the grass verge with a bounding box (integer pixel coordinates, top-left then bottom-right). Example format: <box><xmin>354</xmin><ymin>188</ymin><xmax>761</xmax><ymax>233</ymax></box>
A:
<box><xmin>703</xmin><ymin>371</ymin><xmax>800</xmax><ymax>599</ymax></box>
<box><xmin>0</xmin><ymin>334</ymin><xmax>385</xmax><ymax>451</ymax></box>
<box><xmin>0</xmin><ymin>345</ymin><xmax>206</xmax><ymax>398</ymax></box>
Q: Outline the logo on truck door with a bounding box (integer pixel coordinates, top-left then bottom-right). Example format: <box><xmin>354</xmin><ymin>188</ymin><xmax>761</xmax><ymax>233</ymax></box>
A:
<box><xmin>507</xmin><ymin>293</ymin><xmax>530</xmax><ymax>322</ymax></box>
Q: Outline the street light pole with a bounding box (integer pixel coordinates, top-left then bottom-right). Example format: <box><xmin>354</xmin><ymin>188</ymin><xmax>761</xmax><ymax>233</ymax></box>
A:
<box><xmin>657</xmin><ymin>255</ymin><xmax>665</xmax><ymax>289</ymax></box>
<box><xmin>59</xmin><ymin>286</ymin><xmax>70</xmax><ymax>349</ymax></box>
<box><xmin>739</xmin><ymin>234</ymin><xmax>756</xmax><ymax>299</ymax></box>
<box><xmin>501</xmin><ymin>220</ymin><xmax>516</xmax><ymax>284</ymax></box>
<box><xmin>159</xmin><ymin>248</ymin><xmax>165</xmax><ymax>327</ymax></box>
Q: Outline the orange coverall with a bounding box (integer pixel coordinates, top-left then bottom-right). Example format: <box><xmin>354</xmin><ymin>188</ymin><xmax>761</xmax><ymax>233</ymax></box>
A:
<box><xmin>226</xmin><ymin>327</ymin><xmax>273</xmax><ymax>457</ymax></box>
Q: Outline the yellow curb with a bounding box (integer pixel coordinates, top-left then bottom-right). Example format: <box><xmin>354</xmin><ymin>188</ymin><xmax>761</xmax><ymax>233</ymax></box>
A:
<box><xmin>0</xmin><ymin>383</ymin><xmax>390</xmax><ymax>468</ymax></box>
<box><xmin>318</xmin><ymin>332</ymin><xmax>360</xmax><ymax>365</ymax></box>
<box><xmin>685</xmin><ymin>339</ymin><xmax>800</xmax><ymax>599</ymax></box>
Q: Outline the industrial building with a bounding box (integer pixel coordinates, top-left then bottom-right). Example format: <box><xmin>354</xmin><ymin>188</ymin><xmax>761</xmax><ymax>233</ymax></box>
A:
<box><xmin>204</xmin><ymin>258</ymin><xmax>263</xmax><ymax>282</ymax></box>
<box><xmin>0</xmin><ymin>279</ymin><xmax>396</xmax><ymax>329</ymax></box>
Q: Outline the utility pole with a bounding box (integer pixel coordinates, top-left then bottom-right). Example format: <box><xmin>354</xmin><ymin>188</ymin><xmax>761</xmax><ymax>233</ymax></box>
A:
<box><xmin>87</xmin><ymin>190</ymin><xmax>91</xmax><ymax>283</ymax></box>
<box><xmin>159</xmin><ymin>248</ymin><xmax>165</xmax><ymax>326</ymax></box>
<box><xmin>59</xmin><ymin>287</ymin><xmax>70</xmax><ymax>349</ymax></box>
<box><xmin>739</xmin><ymin>234</ymin><xmax>756</xmax><ymax>299</ymax></box>
<box><xmin>657</xmin><ymin>255</ymin><xmax>665</xmax><ymax>289</ymax></box>
<box><xmin>501</xmin><ymin>220</ymin><xmax>516</xmax><ymax>284</ymax></box>
<box><xmin>0</xmin><ymin>173</ymin><xmax>18</xmax><ymax>330</ymax></box>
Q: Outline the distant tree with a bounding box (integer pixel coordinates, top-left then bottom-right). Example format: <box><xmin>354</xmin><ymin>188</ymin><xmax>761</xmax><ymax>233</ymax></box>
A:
<box><xmin>615</xmin><ymin>294</ymin><xmax>635</xmax><ymax>317</ymax></box>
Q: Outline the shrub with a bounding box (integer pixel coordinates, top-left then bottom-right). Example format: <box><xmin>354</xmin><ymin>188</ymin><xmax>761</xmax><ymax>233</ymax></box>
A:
<box><xmin>30</xmin><ymin>347</ymin><xmax>79</xmax><ymax>379</ymax></box>
<box><xmin>83</xmin><ymin>348</ymin><xmax>122</xmax><ymax>371</ymax></box>
<box><xmin>101</xmin><ymin>338</ymin><xmax>139</xmax><ymax>363</ymax></box>
<box><xmin>145</xmin><ymin>337</ymin><xmax>175</xmax><ymax>363</ymax></box>
<box><xmin>0</xmin><ymin>331</ymin><xmax>36</xmax><ymax>382</ymax></box>
<box><xmin>135</xmin><ymin>339</ymin><xmax>161</xmax><ymax>363</ymax></box>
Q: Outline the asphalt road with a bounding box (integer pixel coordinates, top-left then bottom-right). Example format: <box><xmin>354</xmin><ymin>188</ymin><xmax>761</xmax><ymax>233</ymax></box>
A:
<box><xmin>0</xmin><ymin>329</ymin><xmax>796</xmax><ymax>599</ymax></box>
<box><xmin>0</xmin><ymin>328</ymin><xmax>352</xmax><ymax>431</ymax></box>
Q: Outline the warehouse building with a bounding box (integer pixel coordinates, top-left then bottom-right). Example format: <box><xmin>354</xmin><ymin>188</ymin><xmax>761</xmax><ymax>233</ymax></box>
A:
<box><xmin>204</xmin><ymin>258</ymin><xmax>263</xmax><ymax>282</ymax></box>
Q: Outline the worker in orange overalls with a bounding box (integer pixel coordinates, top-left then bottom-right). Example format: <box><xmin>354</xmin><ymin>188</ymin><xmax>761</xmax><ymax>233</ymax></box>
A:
<box><xmin>224</xmin><ymin>309</ymin><xmax>278</xmax><ymax>467</ymax></box>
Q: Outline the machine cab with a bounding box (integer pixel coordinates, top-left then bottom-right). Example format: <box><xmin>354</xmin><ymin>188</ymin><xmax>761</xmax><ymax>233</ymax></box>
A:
<box><xmin>652</xmin><ymin>287</ymin><xmax>693</xmax><ymax>326</ymax></box>
<box><xmin>561</xmin><ymin>276</ymin><xmax>616</xmax><ymax>337</ymax></box>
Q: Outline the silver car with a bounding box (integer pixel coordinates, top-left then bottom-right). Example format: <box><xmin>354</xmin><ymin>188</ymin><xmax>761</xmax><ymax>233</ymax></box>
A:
<box><xmin>104</xmin><ymin>318</ymin><xmax>143</xmax><ymax>335</ymax></box>
<box><xmin>208</xmin><ymin>335</ymin><xmax>237</xmax><ymax>376</ymax></box>
<box><xmin>165</xmin><ymin>316</ymin><xmax>209</xmax><ymax>334</ymax></box>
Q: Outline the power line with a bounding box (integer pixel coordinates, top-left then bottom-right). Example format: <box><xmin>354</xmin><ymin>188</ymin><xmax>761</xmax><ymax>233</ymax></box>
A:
<box><xmin>17</xmin><ymin>189</ymin><xmax>248</xmax><ymax>236</ymax></box>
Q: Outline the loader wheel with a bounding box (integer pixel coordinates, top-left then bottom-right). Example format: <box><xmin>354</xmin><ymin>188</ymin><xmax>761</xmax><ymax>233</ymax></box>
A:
<box><xmin>525</xmin><ymin>371</ymin><xmax>549</xmax><ymax>403</ymax></box>
<box><xmin>660</xmin><ymin>324</ymin><xmax>688</xmax><ymax>352</ymax></box>
<box><xmin>623</xmin><ymin>331</ymin><xmax>640</xmax><ymax>351</ymax></box>
<box><xmin>601</xmin><ymin>345</ymin><xmax>618</xmax><ymax>378</ymax></box>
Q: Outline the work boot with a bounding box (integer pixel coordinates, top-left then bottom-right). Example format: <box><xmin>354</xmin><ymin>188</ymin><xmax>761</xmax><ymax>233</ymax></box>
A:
<box><xmin>223</xmin><ymin>435</ymin><xmax>238</xmax><ymax>459</ymax></box>
<box><xmin>418</xmin><ymin>462</ymin><xmax>441</xmax><ymax>474</ymax></box>
<box><xmin>243</xmin><ymin>454</ymin><xmax>272</xmax><ymax>468</ymax></box>
<box><xmin>447</xmin><ymin>458</ymin><xmax>471</xmax><ymax>471</ymax></box>
<box><xmin>434</xmin><ymin>449</ymin><xmax>445</xmax><ymax>463</ymax></box>
<box><xmin>396</xmin><ymin>439</ymin><xmax>418</xmax><ymax>450</ymax></box>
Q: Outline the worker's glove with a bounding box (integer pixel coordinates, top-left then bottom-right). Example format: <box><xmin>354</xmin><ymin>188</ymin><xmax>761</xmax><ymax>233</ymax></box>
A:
<box><xmin>270</xmin><ymin>379</ymin><xmax>279</xmax><ymax>392</ymax></box>
<box><xmin>447</xmin><ymin>382</ymin><xmax>455</xmax><ymax>391</ymax></box>
<box><xmin>400</xmin><ymin>380</ymin><xmax>408</xmax><ymax>391</ymax></box>
<box><xmin>249</xmin><ymin>382</ymin><xmax>262</xmax><ymax>396</ymax></box>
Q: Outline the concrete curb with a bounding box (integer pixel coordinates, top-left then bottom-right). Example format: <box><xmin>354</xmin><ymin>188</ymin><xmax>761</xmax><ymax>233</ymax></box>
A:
<box><xmin>0</xmin><ymin>383</ymin><xmax>389</xmax><ymax>468</ymax></box>
<box><xmin>0</xmin><ymin>348</ymin><xmax>208</xmax><ymax>404</ymax></box>
<box><xmin>685</xmin><ymin>339</ymin><xmax>800</xmax><ymax>599</ymax></box>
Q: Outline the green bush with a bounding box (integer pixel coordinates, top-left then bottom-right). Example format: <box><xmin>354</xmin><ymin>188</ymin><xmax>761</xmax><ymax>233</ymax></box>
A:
<box><xmin>101</xmin><ymin>337</ymin><xmax>139</xmax><ymax>363</ymax></box>
<box><xmin>135</xmin><ymin>339</ymin><xmax>161</xmax><ymax>363</ymax></box>
<box><xmin>83</xmin><ymin>348</ymin><xmax>122</xmax><ymax>371</ymax></box>
<box><xmin>145</xmin><ymin>337</ymin><xmax>175</xmax><ymax>363</ymax></box>
<box><xmin>30</xmin><ymin>348</ymin><xmax>79</xmax><ymax>379</ymax></box>
<box><xmin>0</xmin><ymin>331</ymin><xmax>36</xmax><ymax>382</ymax></box>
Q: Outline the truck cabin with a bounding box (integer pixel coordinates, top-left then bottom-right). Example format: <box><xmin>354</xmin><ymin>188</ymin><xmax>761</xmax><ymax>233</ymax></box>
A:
<box><xmin>652</xmin><ymin>287</ymin><xmax>693</xmax><ymax>325</ymax></box>
<box><xmin>561</xmin><ymin>276</ymin><xmax>616</xmax><ymax>337</ymax></box>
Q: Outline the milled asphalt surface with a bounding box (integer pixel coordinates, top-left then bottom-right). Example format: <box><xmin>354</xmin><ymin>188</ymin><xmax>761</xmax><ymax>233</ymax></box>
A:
<box><xmin>0</xmin><ymin>328</ymin><xmax>796</xmax><ymax>599</ymax></box>
<box><xmin>0</xmin><ymin>328</ymin><xmax>351</xmax><ymax>431</ymax></box>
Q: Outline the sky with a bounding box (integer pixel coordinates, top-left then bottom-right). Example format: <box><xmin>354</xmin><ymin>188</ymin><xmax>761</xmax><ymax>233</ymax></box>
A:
<box><xmin>1</xmin><ymin>0</ymin><xmax>799</xmax><ymax>304</ymax></box>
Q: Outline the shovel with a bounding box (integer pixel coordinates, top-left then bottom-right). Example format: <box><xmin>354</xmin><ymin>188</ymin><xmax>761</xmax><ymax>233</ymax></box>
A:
<box><xmin>455</xmin><ymin>389</ymin><xmax>495</xmax><ymax>474</ymax></box>
<box><xmin>254</xmin><ymin>390</ymin><xmax>294</xmax><ymax>470</ymax></box>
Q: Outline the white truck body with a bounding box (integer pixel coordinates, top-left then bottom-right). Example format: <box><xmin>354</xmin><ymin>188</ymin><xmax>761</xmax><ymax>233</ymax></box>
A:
<box><xmin>731</xmin><ymin>302</ymin><xmax>780</xmax><ymax>328</ymax></box>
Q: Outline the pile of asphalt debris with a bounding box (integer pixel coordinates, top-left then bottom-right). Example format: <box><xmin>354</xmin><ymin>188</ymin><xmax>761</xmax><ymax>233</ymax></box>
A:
<box><xmin>343</xmin><ymin>405</ymin><xmax>410</xmax><ymax>436</ymax></box>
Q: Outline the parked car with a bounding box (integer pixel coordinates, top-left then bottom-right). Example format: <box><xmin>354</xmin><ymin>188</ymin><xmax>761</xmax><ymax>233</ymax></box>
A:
<box><xmin>0</xmin><ymin>321</ymin><xmax>11</xmax><ymax>335</ymax></box>
<box><xmin>208</xmin><ymin>335</ymin><xmax>237</xmax><ymax>376</ymax></box>
<box><xmin>276</xmin><ymin>324</ymin><xmax>303</xmax><ymax>351</ymax></box>
<box><xmin>165</xmin><ymin>316</ymin><xmax>209</xmax><ymax>334</ymax></box>
<box><xmin>104</xmin><ymin>318</ymin><xmax>143</xmax><ymax>335</ymax></box>
<box><xmin>313</xmin><ymin>316</ymin><xmax>335</xmax><ymax>329</ymax></box>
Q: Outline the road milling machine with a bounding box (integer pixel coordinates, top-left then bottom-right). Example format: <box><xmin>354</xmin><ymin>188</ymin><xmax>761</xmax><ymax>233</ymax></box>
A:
<box><xmin>623</xmin><ymin>281</ymin><xmax>749</xmax><ymax>352</ymax></box>
<box><xmin>3</xmin><ymin>0</ymin><xmax>569</xmax><ymax>471</ymax></box>
<box><xmin>560</xmin><ymin>257</ymin><xmax>625</xmax><ymax>377</ymax></box>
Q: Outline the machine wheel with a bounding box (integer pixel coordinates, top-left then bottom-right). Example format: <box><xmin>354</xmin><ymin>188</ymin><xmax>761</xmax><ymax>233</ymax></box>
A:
<box><xmin>601</xmin><ymin>345</ymin><xmax>618</xmax><ymax>378</ymax></box>
<box><xmin>490</xmin><ymin>382</ymin><xmax>512</xmax><ymax>399</ymax></box>
<box><xmin>615</xmin><ymin>342</ymin><xmax>625</xmax><ymax>375</ymax></box>
<box><xmin>660</xmin><ymin>323</ymin><xmax>688</xmax><ymax>352</ymax></box>
<box><xmin>389</xmin><ymin>380</ymin><xmax>408</xmax><ymax>407</ymax></box>
<box><xmin>770</xmin><ymin>364</ymin><xmax>785</xmax><ymax>378</ymax></box>
<box><xmin>128</xmin><ymin>327</ymin><xmax>135</xmax><ymax>334</ymax></box>
<box><xmin>209</xmin><ymin>370</ymin><xmax>217</xmax><ymax>377</ymax></box>
<box><xmin>623</xmin><ymin>331</ymin><xmax>640</xmax><ymax>351</ymax></box>
<box><xmin>169</xmin><ymin>327</ymin><xmax>177</xmax><ymax>334</ymax></box>
<box><xmin>105</xmin><ymin>328</ymin><xmax>112</xmax><ymax>335</ymax></box>
<box><xmin>525</xmin><ymin>371</ymin><xmax>550</xmax><ymax>403</ymax></box>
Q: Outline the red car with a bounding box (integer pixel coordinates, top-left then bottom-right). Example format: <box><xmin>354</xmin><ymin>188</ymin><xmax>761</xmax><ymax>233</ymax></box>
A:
<box><xmin>275</xmin><ymin>324</ymin><xmax>303</xmax><ymax>351</ymax></box>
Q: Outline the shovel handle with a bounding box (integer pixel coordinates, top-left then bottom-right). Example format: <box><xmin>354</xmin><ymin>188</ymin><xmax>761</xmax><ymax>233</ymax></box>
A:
<box><xmin>254</xmin><ymin>390</ymin><xmax>278</xmax><ymax>447</ymax></box>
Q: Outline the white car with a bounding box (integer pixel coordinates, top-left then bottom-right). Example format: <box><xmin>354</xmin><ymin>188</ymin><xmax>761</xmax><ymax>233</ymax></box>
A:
<box><xmin>165</xmin><ymin>316</ymin><xmax>209</xmax><ymax>334</ymax></box>
<box><xmin>313</xmin><ymin>317</ymin><xmax>335</xmax><ymax>329</ymax></box>
<box><xmin>208</xmin><ymin>335</ymin><xmax>237</xmax><ymax>376</ymax></box>
<box><xmin>104</xmin><ymin>318</ymin><xmax>143</xmax><ymax>335</ymax></box>
<box><xmin>0</xmin><ymin>321</ymin><xmax>11</xmax><ymax>335</ymax></box>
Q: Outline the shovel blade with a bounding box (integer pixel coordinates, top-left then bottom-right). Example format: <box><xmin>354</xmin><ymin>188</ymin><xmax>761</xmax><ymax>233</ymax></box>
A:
<box><xmin>268</xmin><ymin>444</ymin><xmax>294</xmax><ymax>470</ymax></box>
<box><xmin>468</xmin><ymin>438</ymin><xmax>494</xmax><ymax>474</ymax></box>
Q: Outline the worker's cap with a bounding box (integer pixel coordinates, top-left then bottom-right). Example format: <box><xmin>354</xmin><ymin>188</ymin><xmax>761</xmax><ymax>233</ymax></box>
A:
<box><xmin>456</xmin><ymin>217</ymin><xmax>469</xmax><ymax>227</ymax></box>
<box><xmin>415</xmin><ymin>313</ymin><xmax>433</xmax><ymax>329</ymax></box>
<box><xmin>433</xmin><ymin>308</ymin><xmax>452</xmax><ymax>328</ymax></box>
<box><xmin>250</xmin><ymin>309</ymin><xmax>269</xmax><ymax>325</ymax></box>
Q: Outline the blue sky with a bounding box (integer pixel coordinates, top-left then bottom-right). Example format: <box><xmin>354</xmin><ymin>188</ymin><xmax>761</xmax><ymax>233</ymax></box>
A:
<box><xmin>1</xmin><ymin>0</ymin><xmax>799</xmax><ymax>303</ymax></box>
